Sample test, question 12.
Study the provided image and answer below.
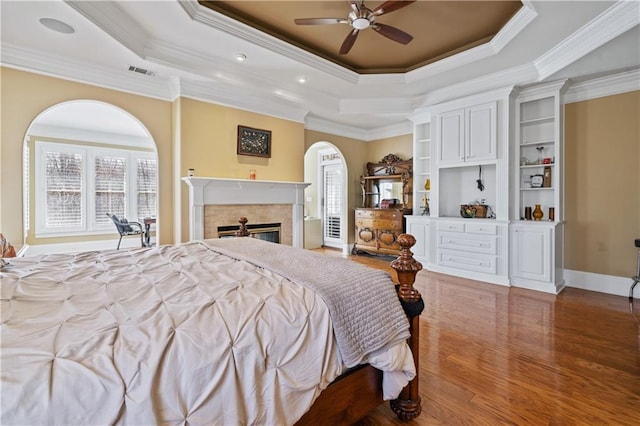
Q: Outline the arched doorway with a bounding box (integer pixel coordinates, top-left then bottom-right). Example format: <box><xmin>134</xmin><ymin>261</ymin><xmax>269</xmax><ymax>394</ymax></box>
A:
<box><xmin>304</xmin><ymin>142</ymin><xmax>348</xmax><ymax>253</ymax></box>
<box><xmin>22</xmin><ymin>100</ymin><xmax>158</xmax><ymax>255</ymax></box>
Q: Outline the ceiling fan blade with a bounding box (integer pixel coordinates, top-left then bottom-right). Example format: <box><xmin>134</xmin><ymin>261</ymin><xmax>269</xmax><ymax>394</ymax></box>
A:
<box><xmin>372</xmin><ymin>23</ymin><xmax>413</xmax><ymax>44</ymax></box>
<box><xmin>346</xmin><ymin>0</ymin><xmax>362</xmax><ymax>12</ymax></box>
<box><xmin>339</xmin><ymin>28</ymin><xmax>359</xmax><ymax>55</ymax></box>
<box><xmin>294</xmin><ymin>18</ymin><xmax>347</xmax><ymax>25</ymax></box>
<box><xmin>372</xmin><ymin>0</ymin><xmax>416</xmax><ymax>16</ymax></box>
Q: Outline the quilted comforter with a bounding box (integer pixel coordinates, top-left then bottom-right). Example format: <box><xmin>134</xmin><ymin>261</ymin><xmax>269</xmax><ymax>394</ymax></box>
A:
<box><xmin>1</xmin><ymin>239</ymin><xmax>415</xmax><ymax>425</ymax></box>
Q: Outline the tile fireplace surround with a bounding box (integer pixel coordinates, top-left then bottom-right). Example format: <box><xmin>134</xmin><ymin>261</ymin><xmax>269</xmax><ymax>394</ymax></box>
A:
<box><xmin>182</xmin><ymin>177</ymin><xmax>310</xmax><ymax>248</ymax></box>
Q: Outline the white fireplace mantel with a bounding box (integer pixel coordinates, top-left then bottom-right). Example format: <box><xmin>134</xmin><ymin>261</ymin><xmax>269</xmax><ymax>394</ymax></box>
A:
<box><xmin>182</xmin><ymin>177</ymin><xmax>310</xmax><ymax>247</ymax></box>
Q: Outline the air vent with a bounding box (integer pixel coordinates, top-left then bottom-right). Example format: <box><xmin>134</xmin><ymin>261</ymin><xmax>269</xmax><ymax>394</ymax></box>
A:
<box><xmin>128</xmin><ymin>65</ymin><xmax>155</xmax><ymax>77</ymax></box>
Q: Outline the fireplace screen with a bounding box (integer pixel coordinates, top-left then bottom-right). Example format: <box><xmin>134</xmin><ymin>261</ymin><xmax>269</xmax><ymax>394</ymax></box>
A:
<box><xmin>217</xmin><ymin>223</ymin><xmax>281</xmax><ymax>244</ymax></box>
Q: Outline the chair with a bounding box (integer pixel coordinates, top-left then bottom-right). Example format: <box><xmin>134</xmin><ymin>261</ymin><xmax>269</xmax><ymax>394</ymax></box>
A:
<box><xmin>631</xmin><ymin>238</ymin><xmax>640</xmax><ymax>301</ymax></box>
<box><xmin>107</xmin><ymin>213</ymin><xmax>145</xmax><ymax>250</ymax></box>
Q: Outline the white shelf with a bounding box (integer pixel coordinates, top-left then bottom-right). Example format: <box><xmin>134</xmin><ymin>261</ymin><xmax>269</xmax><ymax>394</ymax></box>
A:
<box><xmin>520</xmin><ymin>115</ymin><xmax>554</xmax><ymax>125</ymax></box>
<box><xmin>520</xmin><ymin>163</ymin><xmax>555</xmax><ymax>169</ymax></box>
<box><xmin>521</xmin><ymin>140</ymin><xmax>555</xmax><ymax>147</ymax></box>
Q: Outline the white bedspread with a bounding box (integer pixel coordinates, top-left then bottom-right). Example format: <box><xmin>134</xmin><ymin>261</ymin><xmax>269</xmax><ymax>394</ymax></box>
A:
<box><xmin>0</xmin><ymin>241</ymin><xmax>415</xmax><ymax>425</ymax></box>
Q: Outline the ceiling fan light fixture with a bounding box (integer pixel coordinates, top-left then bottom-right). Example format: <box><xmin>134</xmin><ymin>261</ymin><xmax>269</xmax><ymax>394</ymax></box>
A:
<box><xmin>352</xmin><ymin>17</ymin><xmax>370</xmax><ymax>30</ymax></box>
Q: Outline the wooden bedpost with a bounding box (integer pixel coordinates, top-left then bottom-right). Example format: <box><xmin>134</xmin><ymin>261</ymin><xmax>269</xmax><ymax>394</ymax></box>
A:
<box><xmin>235</xmin><ymin>217</ymin><xmax>250</xmax><ymax>237</ymax></box>
<box><xmin>390</xmin><ymin>233</ymin><xmax>424</xmax><ymax>421</ymax></box>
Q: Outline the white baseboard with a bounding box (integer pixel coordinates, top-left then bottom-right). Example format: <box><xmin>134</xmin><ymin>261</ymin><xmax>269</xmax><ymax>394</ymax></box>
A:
<box><xmin>20</xmin><ymin>238</ymin><xmax>143</xmax><ymax>256</ymax></box>
<box><xmin>564</xmin><ymin>269</ymin><xmax>636</xmax><ymax>298</ymax></box>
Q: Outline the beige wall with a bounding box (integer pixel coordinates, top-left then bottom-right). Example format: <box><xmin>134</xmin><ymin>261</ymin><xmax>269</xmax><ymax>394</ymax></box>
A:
<box><xmin>367</xmin><ymin>133</ymin><xmax>413</xmax><ymax>164</ymax></box>
<box><xmin>176</xmin><ymin>97</ymin><xmax>305</xmax><ymax>242</ymax></box>
<box><xmin>178</xmin><ymin>97</ymin><xmax>304</xmax><ymax>181</ymax></box>
<box><xmin>565</xmin><ymin>91</ymin><xmax>640</xmax><ymax>277</ymax></box>
<box><xmin>0</xmin><ymin>67</ymin><xmax>174</xmax><ymax>246</ymax></box>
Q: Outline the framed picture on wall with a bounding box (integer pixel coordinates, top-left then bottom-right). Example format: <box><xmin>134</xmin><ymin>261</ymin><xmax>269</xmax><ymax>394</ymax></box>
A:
<box><xmin>237</xmin><ymin>125</ymin><xmax>271</xmax><ymax>158</ymax></box>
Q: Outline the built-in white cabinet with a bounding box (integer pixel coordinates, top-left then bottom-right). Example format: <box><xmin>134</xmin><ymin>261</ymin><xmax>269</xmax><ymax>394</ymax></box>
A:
<box><xmin>437</xmin><ymin>102</ymin><xmax>497</xmax><ymax>165</ymax></box>
<box><xmin>408</xmin><ymin>81</ymin><xmax>568</xmax><ymax>294</ymax></box>
<box><xmin>510</xmin><ymin>222</ymin><xmax>564</xmax><ymax>293</ymax></box>
<box><xmin>514</xmin><ymin>81</ymin><xmax>568</xmax><ymax>222</ymax></box>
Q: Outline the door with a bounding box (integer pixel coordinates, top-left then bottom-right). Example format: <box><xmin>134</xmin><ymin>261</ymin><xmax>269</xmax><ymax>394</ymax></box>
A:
<box><xmin>322</xmin><ymin>163</ymin><xmax>343</xmax><ymax>248</ymax></box>
<box><xmin>511</xmin><ymin>224</ymin><xmax>551</xmax><ymax>282</ymax></box>
<box><xmin>465</xmin><ymin>101</ymin><xmax>497</xmax><ymax>162</ymax></box>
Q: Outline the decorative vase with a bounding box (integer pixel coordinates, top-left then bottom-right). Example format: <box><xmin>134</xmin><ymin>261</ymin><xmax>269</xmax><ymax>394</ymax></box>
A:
<box><xmin>424</xmin><ymin>178</ymin><xmax>430</xmax><ymax>191</ymax></box>
<box><xmin>524</xmin><ymin>206</ymin><xmax>532</xmax><ymax>220</ymax></box>
<box><xmin>533</xmin><ymin>204</ymin><xmax>544</xmax><ymax>221</ymax></box>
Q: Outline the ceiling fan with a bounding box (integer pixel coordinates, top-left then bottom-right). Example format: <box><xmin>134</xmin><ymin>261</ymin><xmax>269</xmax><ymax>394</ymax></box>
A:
<box><xmin>294</xmin><ymin>1</ymin><xmax>416</xmax><ymax>55</ymax></box>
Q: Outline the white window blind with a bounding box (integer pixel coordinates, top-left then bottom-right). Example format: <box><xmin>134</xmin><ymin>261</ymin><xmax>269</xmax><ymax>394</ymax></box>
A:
<box><xmin>45</xmin><ymin>150</ymin><xmax>83</xmax><ymax>228</ymax></box>
<box><xmin>95</xmin><ymin>156</ymin><xmax>127</xmax><ymax>225</ymax></box>
<box><xmin>137</xmin><ymin>158</ymin><xmax>157</xmax><ymax>219</ymax></box>
<box><xmin>323</xmin><ymin>165</ymin><xmax>342</xmax><ymax>241</ymax></box>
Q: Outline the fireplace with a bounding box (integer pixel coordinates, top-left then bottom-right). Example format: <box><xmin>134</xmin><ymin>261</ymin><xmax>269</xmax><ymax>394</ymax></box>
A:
<box><xmin>218</xmin><ymin>222</ymin><xmax>281</xmax><ymax>243</ymax></box>
<box><xmin>182</xmin><ymin>177</ymin><xmax>310</xmax><ymax>248</ymax></box>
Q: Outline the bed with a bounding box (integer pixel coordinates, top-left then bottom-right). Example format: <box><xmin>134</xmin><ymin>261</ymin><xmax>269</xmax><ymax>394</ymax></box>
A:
<box><xmin>1</xmin><ymin>228</ymin><xmax>423</xmax><ymax>425</ymax></box>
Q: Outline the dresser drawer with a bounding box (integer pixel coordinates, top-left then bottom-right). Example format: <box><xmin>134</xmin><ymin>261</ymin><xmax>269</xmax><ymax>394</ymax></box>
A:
<box><xmin>465</xmin><ymin>223</ymin><xmax>497</xmax><ymax>235</ymax></box>
<box><xmin>373</xmin><ymin>210</ymin><xmax>402</xmax><ymax>221</ymax></box>
<box><xmin>355</xmin><ymin>209</ymin><xmax>375</xmax><ymax>219</ymax></box>
<box><xmin>355</xmin><ymin>218</ymin><xmax>374</xmax><ymax>228</ymax></box>
<box><xmin>437</xmin><ymin>232</ymin><xmax>497</xmax><ymax>255</ymax></box>
<box><xmin>437</xmin><ymin>221</ymin><xmax>465</xmax><ymax>233</ymax></box>
<box><xmin>438</xmin><ymin>249</ymin><xmax>497</xmax><ymax>274</ymax></box>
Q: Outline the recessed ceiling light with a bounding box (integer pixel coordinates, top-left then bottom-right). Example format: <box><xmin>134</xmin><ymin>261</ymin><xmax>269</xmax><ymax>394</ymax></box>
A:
<box><xmin>39</xmin><ymin>18</ymin><xmax>75</xmax><ymax>34</ymax></box>
<box><xmin>297</xmin><ymin>75</ymin><xmax>308</xmax><ymax>84</ymax></box>
<box><xmin>234</xmin><ymin>53</ymin><xmax>247</xmax><ymax>62</ymax></box>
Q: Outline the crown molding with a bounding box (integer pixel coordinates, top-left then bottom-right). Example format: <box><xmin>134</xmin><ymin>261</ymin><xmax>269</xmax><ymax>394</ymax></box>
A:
<box><xmin>304</xmin><ymin>115</ymin><xmax>412</xmax><ymax>142</ymax></box>
<box><xmin>304</xmin><ymin>116</ymin><xmax>369</xmax><ymax>141</ymax></box>
<box><xmin>564</xmin><ymin>68</ymin><xmax>640</xmax><ymax>104</ymax></box>
<box><xmin>179</xmin><ymin>79</ymin><xmax>309</xmax><ymax>123</ymax></box>
<box><xmin>534</xmin><ymin>1</ymin><xmax>640</xmax><ymax>80</ymax></box>
<box><xmin>406</xmin><ymin>1</ymin><xmax>537</xmax><ymax>84</ymax></box>
<box><xmin>179</xmin><ymin>0</ymin><xmax>359</xmax><ymax>85</ymax></box>
<box><xmin>0</xmin><ymin>43</ymin><xmax>173</xmax><ymax>101</ymax></box>
<box><xmin>413</xmin><ymin>63</ymin><xmax>538</xmax><ymax>110</ymax></box>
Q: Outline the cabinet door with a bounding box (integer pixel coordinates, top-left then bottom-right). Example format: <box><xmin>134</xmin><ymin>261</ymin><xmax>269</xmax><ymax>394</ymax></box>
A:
<box><xmin>465</xmin><ymin>102</ymin><xmax>496</xmax><ymax>162</ymax></box>
<box><xmin>511</xmin><ymin>225</ymin><xmax>551</xmax><ymax>282</ymax></box>
<box><xmin>438</xmin><ymin>109</ymin><xmax>464</xmax><ymax>164</ymax></box>
<box><xmin>406</xmin><ymin>219</ymin><xmax>430</xmax><ymax>261</ymax></box>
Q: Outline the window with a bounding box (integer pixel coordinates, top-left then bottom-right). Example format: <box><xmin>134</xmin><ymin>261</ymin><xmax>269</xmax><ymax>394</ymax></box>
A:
<box><xmin>35</xmin><ymin>141</ymin><xmax>156</xmax><ymax>236</ymax></box>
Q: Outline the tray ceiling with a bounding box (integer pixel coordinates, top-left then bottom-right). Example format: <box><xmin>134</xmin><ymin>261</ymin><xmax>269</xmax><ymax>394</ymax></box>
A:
<box><xmin>199</xmin><ymin>1</ymin><xmax>522</xmax><ymax>73</ymax></box>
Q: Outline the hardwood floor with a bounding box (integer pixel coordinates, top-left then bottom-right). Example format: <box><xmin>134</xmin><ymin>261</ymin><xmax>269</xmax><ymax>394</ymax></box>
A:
<box><xmin>314</xmin><ymin>248</ymin><xmax>640</xmax><ymax>425</ymax></box>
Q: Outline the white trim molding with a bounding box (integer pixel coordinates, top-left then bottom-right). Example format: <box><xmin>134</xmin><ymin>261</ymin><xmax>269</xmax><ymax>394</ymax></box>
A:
<box><xmin>535</xmin><ymin>1</ymin><xmax>640</xmax><ymax>80</ymax></box>
<box><xmin>564</xmin><ymin>269</ymin><xmax>636</xmax><ymax>298</ymax></box>
<box><xmin>565</xmin><ymin>68</ymin><xmax>640</xmax><ymax>104</ymax></box>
